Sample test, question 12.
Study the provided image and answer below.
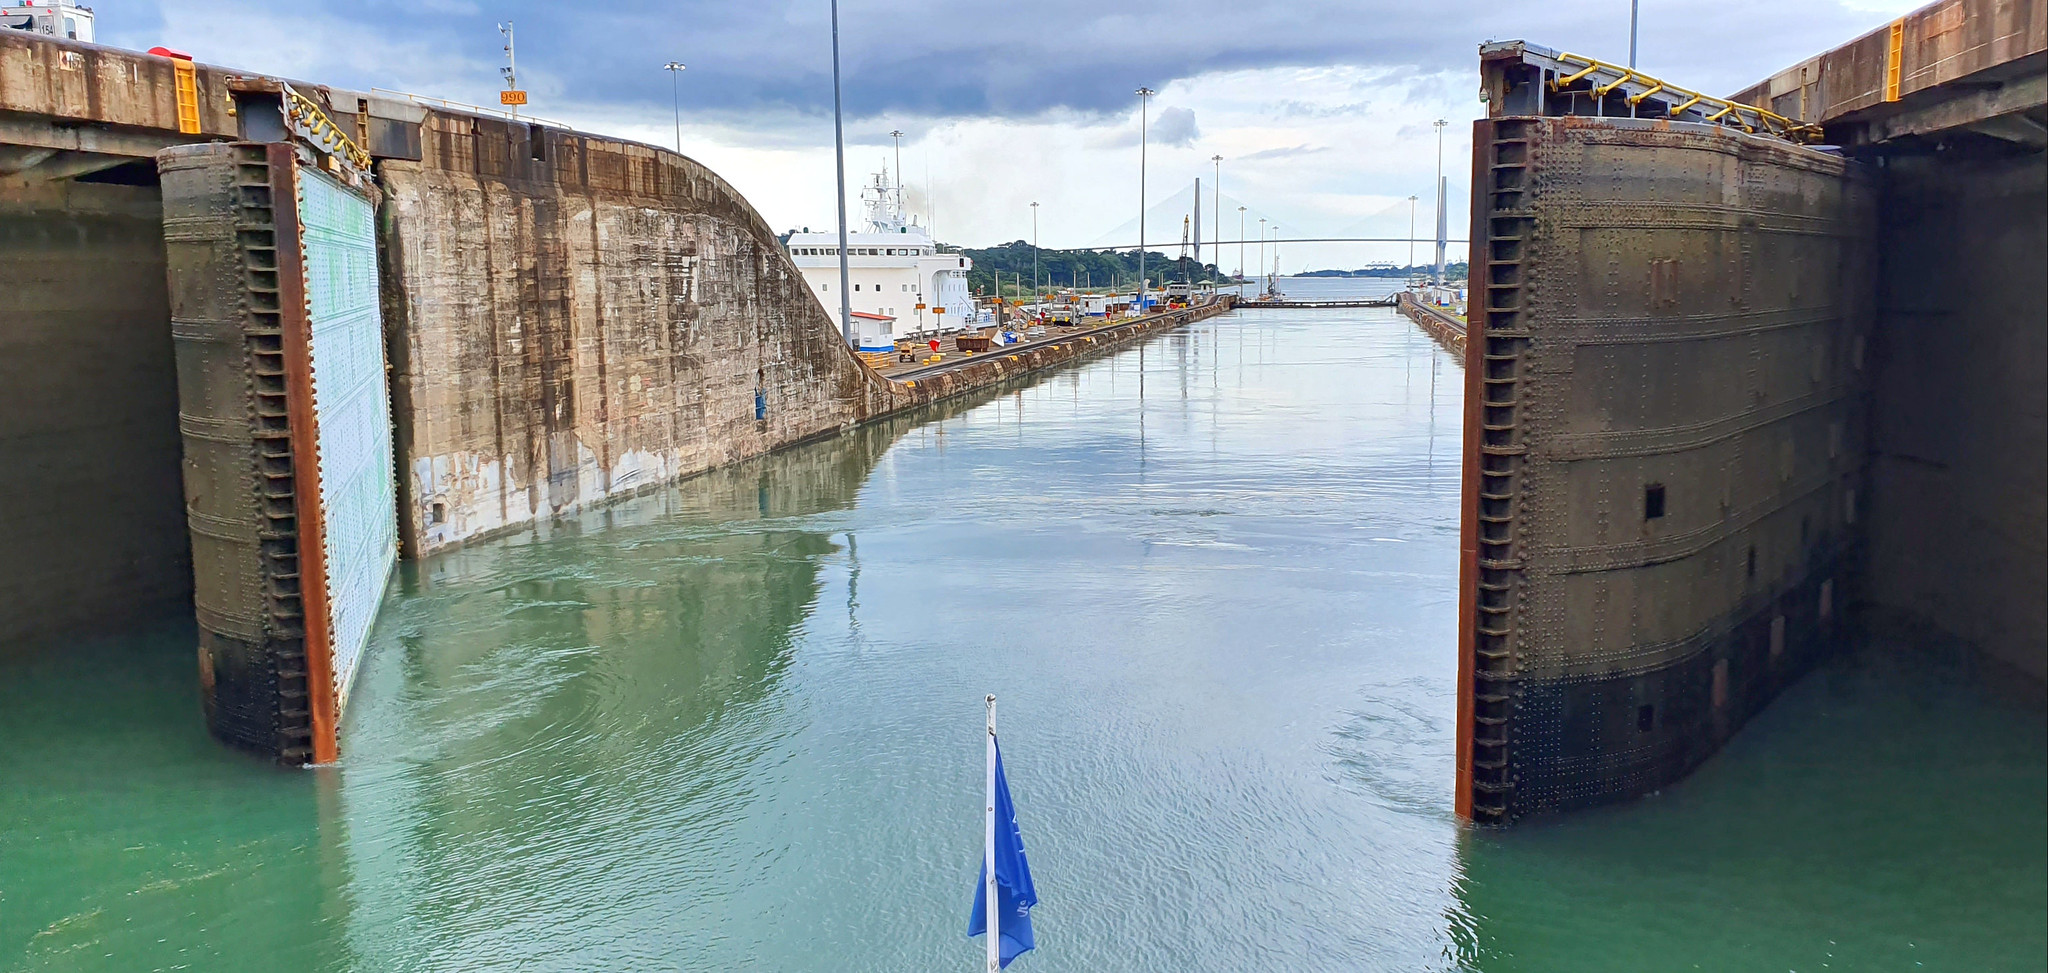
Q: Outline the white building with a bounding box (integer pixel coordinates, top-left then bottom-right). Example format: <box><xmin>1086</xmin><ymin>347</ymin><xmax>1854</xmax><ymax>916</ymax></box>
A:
<box><xmin>848</xmin><ymin>312</ymin><xmax>895</xmax><ymax>354</ymax></box>
<box><xmin>786</xmin><ymin>167</ymin><xmax>977</xmax><ymax>344</ymax></box>
<box><xmin>2</xmin><ymin>0</ymin><xmax>94</xmax><ymax>42</ymax></box>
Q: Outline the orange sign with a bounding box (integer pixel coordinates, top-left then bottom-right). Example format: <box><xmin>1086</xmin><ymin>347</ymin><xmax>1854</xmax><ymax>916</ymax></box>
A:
<box><xmin>500</xmin><ymin>90</ymin><xmax>528</xmax><ymax>106</ymax></box>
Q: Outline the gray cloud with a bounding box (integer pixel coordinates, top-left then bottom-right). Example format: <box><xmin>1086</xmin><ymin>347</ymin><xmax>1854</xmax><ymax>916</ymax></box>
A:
<box><xmin>1275</xmin><ymin>99</ymin><xmax>1373</xmax><ymax>119</ymax></box>
<box><xmin>1151</xmin><ymin>107</ymin><xmax>1199</xmax><ymax>148</ymax></box>
<box><xmin>1241</xmin><ymin>144</ymin><xmax>1328</xmax><ymax>161</ymax></box>
<box><xmin>1088</xmin><ymin>104</ymin><xmax>1196</xmax><ymax>149</ymax></box>
<box><xmin>113</xmin><ymin>0</ymin><xmax>1913</xmax><ymax>131</ymax></box>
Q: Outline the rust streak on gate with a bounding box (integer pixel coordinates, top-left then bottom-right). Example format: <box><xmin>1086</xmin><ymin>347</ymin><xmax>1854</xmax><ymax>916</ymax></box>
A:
<box><xmin>268</xmin><ymin>144</ymin><xmax>339</xmax><ymax>764</ymax></box>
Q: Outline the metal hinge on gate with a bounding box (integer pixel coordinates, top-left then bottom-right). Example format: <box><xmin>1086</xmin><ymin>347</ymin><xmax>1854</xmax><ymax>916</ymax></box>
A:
<box><xmin>1480</xmin><ymin>41</ymin><xmax>1824</xmax><ymax>145</ymax></box>
<box><xmin>224</xmin><ymin>77</ymin><xmax>374</xmax><ymax>187</ymax></box>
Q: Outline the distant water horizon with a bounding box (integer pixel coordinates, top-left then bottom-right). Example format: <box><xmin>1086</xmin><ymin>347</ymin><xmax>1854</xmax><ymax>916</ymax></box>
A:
<box><xmin>1222</xmin><ymin>275</ymin><xmax>1413</xmax><ymax>301</ymax></box>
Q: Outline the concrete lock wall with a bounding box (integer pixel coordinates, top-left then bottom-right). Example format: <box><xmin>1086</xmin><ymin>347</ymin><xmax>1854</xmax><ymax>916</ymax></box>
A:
<box><xmin>1866</xmin><ymin>146</ymin><xmax>2047</xmax><ymax>680</ymax></box>
<box><xmin>376</xmin><ymin>112</ymin><xmax>901</xmax><ymax>557</ymax></box>
<box><xmin>0</xmin><ymin>30</ymin><xmax>293</xmax><ymax>662</ymax></box>
<box><xmin>0</xmin><ymin>175</ymin><xmax>191</xmax><ymax>654</ymax></box>
<box><xmin>371</xmin><ymin>111</ymin><xmax>1224</xmax><ymax>560</ymax></box>
<box><xmin>1723</xmin><ymin>0</ymin><xmax>2047</xmax><ymax>679</ymax></box>
<box><xmin>2</xmin><ymin>14</ymin><xmax>1223</xmax><ymax>766</ymax></box>
<box><xmin>1458</xmin><ymin>117</ymin><xmax>1876</xmax><ymax>823</ymax></box>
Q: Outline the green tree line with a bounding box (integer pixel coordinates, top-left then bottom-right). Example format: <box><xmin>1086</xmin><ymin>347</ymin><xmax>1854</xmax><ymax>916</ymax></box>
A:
<box><xmin>951</xmin><ymin>240</ymin><xmax>1226</xmax><ymax>297</ymax></box>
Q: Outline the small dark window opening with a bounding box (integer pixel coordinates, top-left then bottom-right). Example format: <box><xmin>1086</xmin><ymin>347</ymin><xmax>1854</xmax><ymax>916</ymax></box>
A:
<box><xmin>1644</xmin><ymin>483</ymin><xmax>1666</xmax><ymax>520</ymax></box>
<box><xmin>1637</xmin><ymin>704</ymin><xmax>1656</xmax><ymax>733</ymax></box>
<box><xmin>1746</xmin><ymin>544</ymin><xmax>1757</xmax><ymax>579</ymax></box>
<box><xmin>529</xmin><ymin>123</ymin><xmax>546</xmax><ymax>160</ymax></box>
<box><xmin>76</xmin><ymin>159</ymin><xmax>160</xmax><ymax>187</ymax></box>
<box><xmin>429</xmin><ymin>502</ymin><xmax>447</xmax><ymax>526</ymax></box>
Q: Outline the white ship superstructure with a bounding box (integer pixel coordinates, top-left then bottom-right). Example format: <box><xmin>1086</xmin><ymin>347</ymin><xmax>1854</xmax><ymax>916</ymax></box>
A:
<box><xmin>2</xmin><ymin>0</ymin><xmax>95</xmax><ymax>41</ymax></box>
<box><xmin>787</xmin><ymin>167</ymin><xmax>976</xmax><ymax>351</ymax></box>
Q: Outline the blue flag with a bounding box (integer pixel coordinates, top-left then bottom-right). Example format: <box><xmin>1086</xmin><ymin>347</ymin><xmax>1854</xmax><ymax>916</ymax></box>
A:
<box><xmin>968</xmin><ymin>738</ymin><xmax>1037</xmax><ymax>968</ymax></box>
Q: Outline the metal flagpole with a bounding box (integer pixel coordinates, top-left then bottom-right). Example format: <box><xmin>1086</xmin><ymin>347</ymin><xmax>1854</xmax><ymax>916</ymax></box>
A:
<box><xmin>829</xmin><ymin>0</ymin><xmax>854</xmax><ymax>346</ymax></box>
<box><xmin>984</xmin><ymin>694</ymin><xmax>999</xmax><ymax>973</ymax></box>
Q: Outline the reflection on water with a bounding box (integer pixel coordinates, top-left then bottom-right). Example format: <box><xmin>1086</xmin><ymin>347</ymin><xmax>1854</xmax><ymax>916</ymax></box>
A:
<box><xmin>1450</xmin><ymin>640</ymin><xmax>2047</xmax><ymax>973</ymax></box>
<box><xmin>3</xmin><ymin>298</ymin><xmax>2041</xmax><ymax>971</ymax></box>
<box><xmin>0</xmin><ymin>619</ymin><xmax>333</xmax><ymax>968</ymax></box>
<box><xmin>336</xmin><ymin>410</ymin><xmax>923</xmax><ymax>972</ymax></box>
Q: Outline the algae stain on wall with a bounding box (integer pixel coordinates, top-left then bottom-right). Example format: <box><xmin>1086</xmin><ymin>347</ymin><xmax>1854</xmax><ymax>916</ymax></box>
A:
<box><xmin>376</xmin><ymin>115</ymin><xmax>898</xmax><ymax>557</ymax></box>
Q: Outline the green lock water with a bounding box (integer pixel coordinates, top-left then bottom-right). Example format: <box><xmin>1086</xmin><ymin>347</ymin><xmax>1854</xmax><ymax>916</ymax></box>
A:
<box><xmin>5</xmin><ymin>287</ymin><xmax>2042</xmax><ymax>971</ymax></box>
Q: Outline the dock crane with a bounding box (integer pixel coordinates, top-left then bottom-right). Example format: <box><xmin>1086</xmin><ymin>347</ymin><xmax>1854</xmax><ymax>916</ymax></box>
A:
<box><xmin>1175</xmin><ymin>215</ymin><xmax>1194</xmax><ymax>287</ymax></box>
<box><xmin>1163</xmin><ymin>216</ymin><xmax>1212</xmax><ymax>306</ymax></box>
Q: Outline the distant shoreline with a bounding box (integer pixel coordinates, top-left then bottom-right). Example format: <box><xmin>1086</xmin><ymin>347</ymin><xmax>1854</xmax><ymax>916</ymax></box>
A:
<box><xmin>1295</xmin><ymin>265</ymin><xmax>1468</xmax><ymax>280</ymax></box>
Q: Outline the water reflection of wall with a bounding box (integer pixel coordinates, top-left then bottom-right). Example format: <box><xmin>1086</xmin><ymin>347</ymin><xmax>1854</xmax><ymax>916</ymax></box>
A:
<box><xmin>0</xmin><ymin>620</ymin><xmax>345</xmax><ymax>968</ymax></box>
<box><xmin>1447</xmin><ymin>642</ymin><xmax>2048</xmax><ymax>972</ymax></box>
<box><xmin>324</xmin><ymin>382</ymin><xmax>1007</xmax><ymax>969</ymax></box>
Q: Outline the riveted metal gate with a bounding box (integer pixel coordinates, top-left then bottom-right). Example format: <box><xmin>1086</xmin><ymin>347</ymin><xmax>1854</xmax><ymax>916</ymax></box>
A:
<box><xmin>160</xmin><ymin>142</ymin><xmax>395</xmax><ymax>765</ymax></box>
<box><xmin>1456</xmin><ymin>116</ymin><xmax>1876</xmax><ymax>823</ymax></box>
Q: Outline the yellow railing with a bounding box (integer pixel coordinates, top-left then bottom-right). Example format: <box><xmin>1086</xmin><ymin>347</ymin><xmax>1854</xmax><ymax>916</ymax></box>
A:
<box><xmin>1550</xmin><ymin>52</ymin><xmax>1823</xmax><ymax>143</ymax></box>
<box><xmin>283</xmin><ymin>85</ymin><xmax>372</xmax><ymax>171</ymax></box>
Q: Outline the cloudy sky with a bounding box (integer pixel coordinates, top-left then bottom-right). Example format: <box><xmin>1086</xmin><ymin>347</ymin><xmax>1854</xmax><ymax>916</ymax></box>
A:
<box><xmin>108</xmin><ymin>0</ymin><xmax>1922</xmax><ymax>271</ymax></box>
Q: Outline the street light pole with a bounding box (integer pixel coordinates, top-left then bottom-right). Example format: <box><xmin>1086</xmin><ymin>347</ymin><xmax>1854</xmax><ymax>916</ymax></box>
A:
<box><xmin>1031</xmin><ymin>201</ymin><xmax>1040</xmax><ymax>298</ymax></box>
<box><xmin>1407</xmin><ymin>194</ymin><xmax>1418</xmax><ymax>272</ymax></box>
<box><xmin>829</xmin><ymin>0</ymin><xmax>854</xmax><ymax>345</ymax></box>
<box><xmin>663</xmin><ymin>61</ymin><xmax>686</xmax><ymax>153</ymax></box>
<box><xmin>1237</xmin><ymin>205</ymin><xmax>1246</xmax><ymax>294</ymax></box>
<box><xmin>1258</xmin><ymin>217</ymin><xmax>1267</xmax><ymax>289</ymax></box>
<box><xmin>1210</xmin><ymin>154</ymin><xmax>1221</xmax><ymax>282</ymax></box>
<box><xmin>1136</xmin><ymin>87</ymin><xmax>1155</xmax><ymax>312</ymax></box>
<box><xmin>1629</xmin><ymin>0</ymin><xmax>1639</xmax><ymax>68</ymax></box>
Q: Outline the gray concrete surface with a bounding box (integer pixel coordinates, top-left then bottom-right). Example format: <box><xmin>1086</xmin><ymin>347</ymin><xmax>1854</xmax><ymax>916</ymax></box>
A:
<box><xmin>1868</xmin><ymin>147</ymin><xmax>2048</xmax><ymax>680</ymax></box>
<box><xmin>0</xmin><ymin>177</ymin><xmax>189</xmax><ymax>654</ymax></box>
